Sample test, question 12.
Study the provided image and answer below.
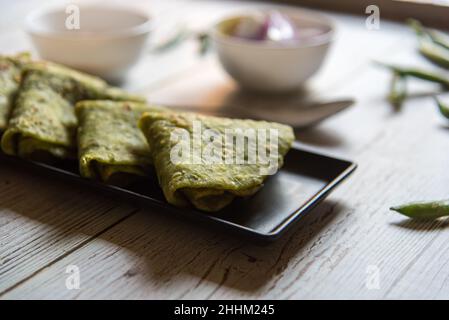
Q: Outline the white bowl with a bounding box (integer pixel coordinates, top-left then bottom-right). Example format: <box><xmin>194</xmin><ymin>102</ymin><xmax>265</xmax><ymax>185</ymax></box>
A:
<box><xmin>25</xmin><ymin>5</ymin><xmax>153</xmax><ymax>82</ymax></box>
<box><xmin>211</xmin><ymin>9</ymin><xmax>334</xmax><ymax>92</ymax></box>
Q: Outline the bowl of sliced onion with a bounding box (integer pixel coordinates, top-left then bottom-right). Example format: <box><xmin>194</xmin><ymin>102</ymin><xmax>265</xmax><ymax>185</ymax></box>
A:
<box><xmin>212</xmin><ymin>8</ymin><xmax>334</xmax><ymax>92</ymax></box>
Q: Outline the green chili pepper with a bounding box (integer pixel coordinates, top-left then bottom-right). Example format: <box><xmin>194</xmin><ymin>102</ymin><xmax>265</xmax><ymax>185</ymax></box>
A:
<box><xmin>428</xmin><ymin>30</ymin><xmax>449</xmax><ymax>51</ymax></box>
<box><xmin>419</xmin><ymin>38</ymin><xmax>449</xmax><ymax>70</ymax></box>
<box><xmin>388</xmin><ymin>72</ymin><xmax>407</xmax><ymax>109</ymax></box>
<box><xmin>407</xmin><ymin>19</ymin><xmax>449</xmax><ymax>69</ymax></box>
<box><xmin>407</xmin><ymin>19</ymin><xmax>449</xmax><ymax>51</ymax></box>
<box><xmin>435</xmin><ymin>97</ymin><xmax>449</xmax><ymax>119</ymax></box>
<box><xmin>391</xmin><ymin>200</ymin><xmax>449</xmax><ymax>219</ymax></box>
<box><xmin>375</xmin><ymin>62</ymin><xmax>449</xmax><ymax>88</ymax></box>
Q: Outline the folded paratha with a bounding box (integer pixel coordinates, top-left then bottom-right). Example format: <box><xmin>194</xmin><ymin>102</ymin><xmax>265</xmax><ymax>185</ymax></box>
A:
<box><xmin>1</xmin><ymin>62</ymin><xmax>145</xmax><ymax>161</ymax></box>
<box><xmin>0</xmin><ymin>52</ymin><xmax>31</xmax><ymax>132</ymax></box>
<box><xmin>76</xmin><ymin>100</ymin><xmax>163</xmax><ymax>185</ymax></box>
<box><xmin>139</xmin><ymin>111</ymin><xmax>294</xmax><ymax>212</ymax></box>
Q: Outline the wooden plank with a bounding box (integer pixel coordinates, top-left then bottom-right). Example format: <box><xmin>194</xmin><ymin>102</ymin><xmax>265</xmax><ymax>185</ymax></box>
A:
<box><xmin>1</xmin><ymin>200</ymin><xmax>341</xmax><ymax>299</ymax></box>
<box><xmin>0</xmin><ymin>161</ymin><xmax>139</xmax><ymax>296</ymax></box>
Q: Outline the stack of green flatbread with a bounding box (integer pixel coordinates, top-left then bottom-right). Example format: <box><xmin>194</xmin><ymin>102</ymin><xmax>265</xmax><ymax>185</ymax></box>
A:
<box><xmin>0</xmin><ymin>52</ymin><xmax>295</xmax><ymax>212</ymax></box>
<box><xmin>0</xmin><ymin>52</ymin><xmax>31</xmax><ymax>132</ymax></box>
<box><xmin>1</xmin><ymin>57</ymin><xmax>144</xmax><ymax>160</ymax></box>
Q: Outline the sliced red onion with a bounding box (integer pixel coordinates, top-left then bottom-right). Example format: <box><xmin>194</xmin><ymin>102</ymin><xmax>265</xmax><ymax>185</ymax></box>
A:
<box><xmin>231</xmin><ymin>11</ymin><xmax>327</xmax><ymax>44</ymax></box>
<box><xmin>232</xmin><ymin>11</ymin><xmax>297</xmax><ymax>42</ymax></box>
<box><xmin>232</xmin><ymin>14</ymin><xmax>267</xmax><ymax>40</ymax></box>
<box><xmin>265</xmin><ymin>11</ymin><xmax>296</xmax><ymax>42</ymax></box>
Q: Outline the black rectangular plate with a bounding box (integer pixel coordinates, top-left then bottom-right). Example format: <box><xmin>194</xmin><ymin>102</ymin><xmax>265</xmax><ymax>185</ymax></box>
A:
<box><xmin>0</xmin><ymin>143</ymin><xmax>356</xmax><ymax>242</ymax></box>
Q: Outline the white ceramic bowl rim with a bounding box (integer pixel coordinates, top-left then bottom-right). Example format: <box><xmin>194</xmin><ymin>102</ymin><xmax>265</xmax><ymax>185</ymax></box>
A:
<box><xmin>25</xmin><ymin>5</ymin><xmax>153</xmax><ymax>39</ymax></box>
<box><xmin>212</xmin><ymin>8</ymin><xmax>334</xmax><ymax>50</ymax></box>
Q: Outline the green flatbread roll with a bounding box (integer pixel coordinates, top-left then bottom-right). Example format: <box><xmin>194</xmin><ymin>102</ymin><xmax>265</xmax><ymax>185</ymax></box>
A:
<box><xmin>0</xmin><ymin>52</ymin><xmax>31</xmax><ymax>132</ymax></box>
<box><xmin>1</xmin><ymin>62</ymin><xmax>145</xmax><ymax>161</ymax></box>
<box><xmin>76</xmin><ymin>100</ymin><xmax>164</xmax><ymax>185</ymax></box>
<box><xmin>28</xmin><ymin>60</ymin><xmax>146</xmax><ymax>103</ymax></box>
<box><xmin>139</xmin><ymin>111</ymin><xmax>295</xmax><ymax>212</ymax></box>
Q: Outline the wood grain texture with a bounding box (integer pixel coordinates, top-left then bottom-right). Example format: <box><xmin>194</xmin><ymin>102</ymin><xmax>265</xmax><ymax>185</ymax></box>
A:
<box><xmin>0</xmin><ymin>162</ymin><xmax>139</xmax><ymax>296</ymax></box>
<box><xmin>1</xmin><ymin>0</ymin><xmax>449</xmax><ymax>299</ymax></box>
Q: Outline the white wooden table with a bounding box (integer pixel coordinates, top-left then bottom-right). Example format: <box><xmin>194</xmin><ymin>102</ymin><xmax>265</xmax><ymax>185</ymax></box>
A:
<box><xmin>1</xmin><ymin>0</ymin><xmax>448</xmax><ymax>300</ymax></box>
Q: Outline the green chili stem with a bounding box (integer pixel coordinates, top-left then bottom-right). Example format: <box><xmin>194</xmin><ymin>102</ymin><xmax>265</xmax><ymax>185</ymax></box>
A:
<box><xmin>391</xmin><ymin>200</ymin><xmax>449</xmax><ymax>219</ymax></box>
<box><xmin>419</xmin><ymin>38</ymin><xmax>449</xmax><ymax>70</ymax></box>
<box><xmin>388</xmin><ymin>72</ymin><xmax>407</xmax><ymax>109</ymax></box>
<box><xmin>151</xmin><ymin>28</ymin><xmax>191</xmax><ymax>53</ymax></box>
<box><xmin>375</xmin><ymin>62</ymin><xmax>449</xmax><ymax>88</ymax></box>
<box><xmin>151</xmin><ymin>29</ymin><xmax>211</xmax><ymax>57</ymax></box>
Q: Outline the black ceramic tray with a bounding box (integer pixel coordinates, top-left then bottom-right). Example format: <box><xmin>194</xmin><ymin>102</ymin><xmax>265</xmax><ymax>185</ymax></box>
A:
<box><xmin>0</xmin><ymin>143</ymin><xmax>356</xmax><ymax>242</ymax></box>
